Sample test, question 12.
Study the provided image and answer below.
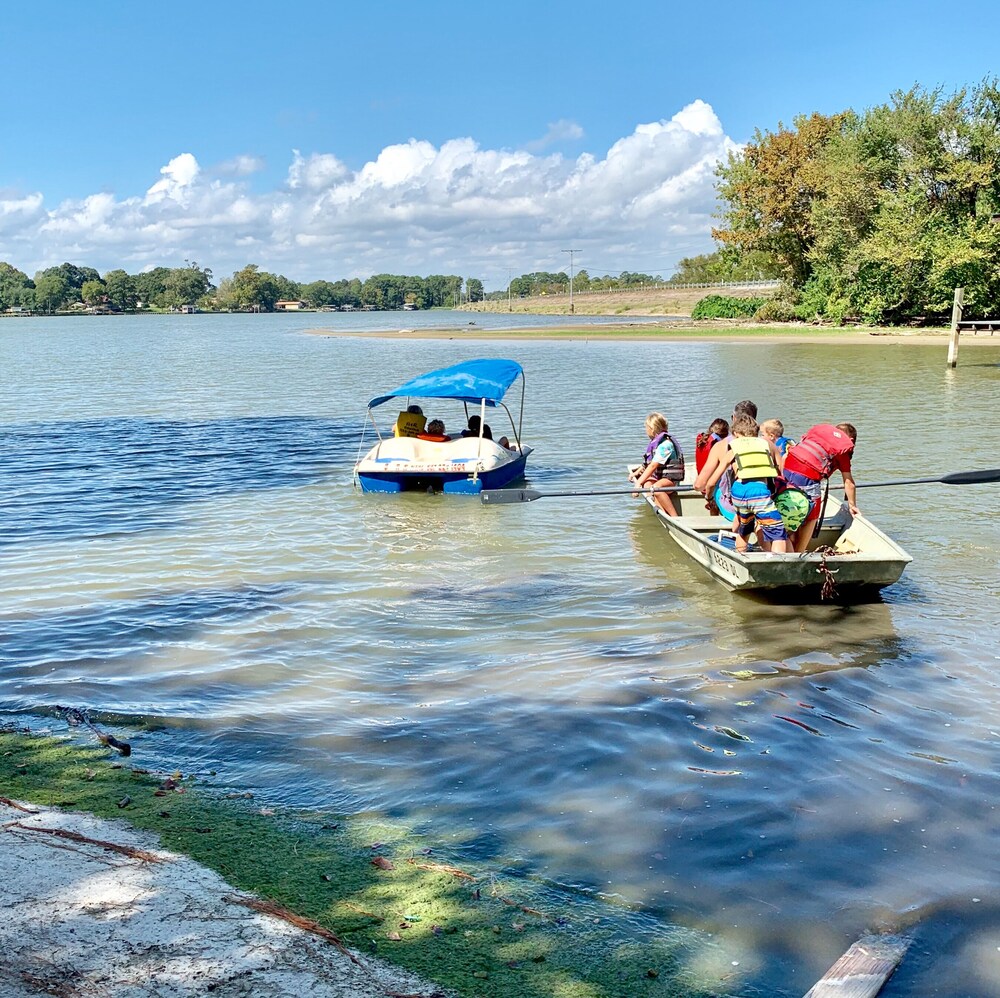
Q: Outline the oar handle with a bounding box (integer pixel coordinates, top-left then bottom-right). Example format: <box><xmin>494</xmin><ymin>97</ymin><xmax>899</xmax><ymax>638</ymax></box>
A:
<box><xmin>484</xmin><ymin>469</ymin><xmax>1000</xmax><ymax>505</ymax></box>
<box><xmin>831</xmin><ymin>468</ymin><xmax>1000</xmax><ymax>489</ymax></box>
<box><xmin>482</xmin><ymin>484</ymin><xmax>693</xmax><ymax>504</ymax></box>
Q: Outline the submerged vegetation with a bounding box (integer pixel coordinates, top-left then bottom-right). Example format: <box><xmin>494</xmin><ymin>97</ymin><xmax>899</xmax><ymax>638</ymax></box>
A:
<box><xmin>1</xmin><ymin>724</ymin><xmax>729</xmax><ymax>998</ymax></box>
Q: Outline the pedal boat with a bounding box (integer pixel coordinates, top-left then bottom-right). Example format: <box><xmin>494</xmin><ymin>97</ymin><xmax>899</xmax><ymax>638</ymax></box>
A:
<box><xmin>354</xmin><ymin>358</ymin><xmax>532</xmax><ymax>494</ymax></box>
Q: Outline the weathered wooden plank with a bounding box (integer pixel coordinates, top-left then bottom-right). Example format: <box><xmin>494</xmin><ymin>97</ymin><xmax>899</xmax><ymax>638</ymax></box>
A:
<box><xmin>803</xmin><ymin>933</ymin><xmax>910</xmax><ymax>998</ymax></box>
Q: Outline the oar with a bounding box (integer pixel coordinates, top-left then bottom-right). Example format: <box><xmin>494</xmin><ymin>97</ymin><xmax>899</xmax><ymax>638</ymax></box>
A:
<box><xmin>833</xmin><ymin>468</ymin><xmax>1000</xmax><ymax>489</ymax></box>
<box><xmin>481</xmin><ymin>484</ymin><xmax>693</xmax><ymax>505</ymax></box>
<box><xmin>482</xmin><ymin>468</ymin><xmax>1000</xmax><ymax>505</ymax></box>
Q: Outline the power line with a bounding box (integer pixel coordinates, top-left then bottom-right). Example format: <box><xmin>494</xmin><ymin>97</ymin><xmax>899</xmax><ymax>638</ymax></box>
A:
<box><xmin>562</xmin><ymin>249</ymin><xmax>580</xmax><ymax>314</ymax></box>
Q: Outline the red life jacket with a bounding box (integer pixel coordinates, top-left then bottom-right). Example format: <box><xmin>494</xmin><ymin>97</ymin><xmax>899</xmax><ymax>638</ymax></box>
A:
<box><xmin>695</xmin><ymin>432</ymin><xmax>720</xmax><ymax>473</ymax></box>
<box><xmin>784</xmin><ymin>424</ymin><xmax>853</xmax><ymax>479</ymax></box>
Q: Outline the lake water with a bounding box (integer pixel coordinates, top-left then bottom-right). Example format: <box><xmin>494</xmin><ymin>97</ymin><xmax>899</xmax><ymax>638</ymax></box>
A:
<box><xmin>2</xmin><ymin>312</ymin><xmax>999</xmax><ymax>996</ymax></box>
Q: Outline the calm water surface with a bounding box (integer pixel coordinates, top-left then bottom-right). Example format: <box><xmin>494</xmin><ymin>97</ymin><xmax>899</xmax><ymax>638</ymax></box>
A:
<box><xmin>2</xmin><ymin>313</ymin><xmax>999</xmax><ymax>996</ymax></box>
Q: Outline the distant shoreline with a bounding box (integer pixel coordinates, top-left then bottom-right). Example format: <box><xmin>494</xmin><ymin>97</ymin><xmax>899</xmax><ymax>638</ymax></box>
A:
<box><xmin>305</xmin><ymin>322</ymin><xmax>999</xmax><ymax>346</ymax></box>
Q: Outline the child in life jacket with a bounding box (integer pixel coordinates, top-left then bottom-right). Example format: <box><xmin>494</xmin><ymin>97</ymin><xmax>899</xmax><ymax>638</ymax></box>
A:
<box><xmin>695</xmin><ymin>400</ymin><xmax>758</xmax><ymax>521</ymax></box>
<box><xmin>704</xmin><ymin>412</ymin><xmax>787</xmax><ymax>554</ymax></box>
<box><xmin>782</xmin><ymin>422</ymin><xmax>859</xmax><ymax>552</ymax></box>
<box><xmin>694</xmin><ymin>418</ymin><xmax>729</xmax><ymax>514</ymax></box>
<box><xmin>629</xmin><ymin>412</ymin><xmax>686</xmax><ymax>516</ymax></box>
<box><xmin>759</xmin><ymin>418</ymin><xmax>795</xmax><ymax>462</ymax></box>
<box><xmin>695</xmin><ymin>418</ymin><xmax>729</xmax><ymax>474</ymax></box>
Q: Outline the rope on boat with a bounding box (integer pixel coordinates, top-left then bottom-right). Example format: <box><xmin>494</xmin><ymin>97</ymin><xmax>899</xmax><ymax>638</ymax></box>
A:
<box><xmin>813</xmin><ymin>545</ymin><xmax>840</xmax><ymax>600</ymax></box>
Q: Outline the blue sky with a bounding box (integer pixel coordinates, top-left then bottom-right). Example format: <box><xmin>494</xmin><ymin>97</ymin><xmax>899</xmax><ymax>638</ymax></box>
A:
<box><xmin>2</xmin><ymin>0</ymin><xmax>998</xmax><ymax>288</ymax></box>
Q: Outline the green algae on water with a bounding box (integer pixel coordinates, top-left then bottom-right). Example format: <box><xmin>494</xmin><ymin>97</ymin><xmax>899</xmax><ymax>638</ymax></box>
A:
<box><xmin>1</xmin><ymin>725</ymin><xmax>736</xmax><ymax>998</ymax></box>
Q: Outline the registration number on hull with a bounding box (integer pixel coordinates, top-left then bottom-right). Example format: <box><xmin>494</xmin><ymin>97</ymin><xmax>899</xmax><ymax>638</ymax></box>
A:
<box><xmin>709</xmin><ymin>548</ymin><xmax>743</xmax><ymax>582</ymax></box>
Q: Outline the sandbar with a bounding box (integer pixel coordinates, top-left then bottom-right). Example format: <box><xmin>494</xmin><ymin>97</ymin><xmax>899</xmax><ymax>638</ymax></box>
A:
<box><xmin>305</xmin><ymin>322</ymin><xmax>1000</xmax><ymax>347</ymax></box>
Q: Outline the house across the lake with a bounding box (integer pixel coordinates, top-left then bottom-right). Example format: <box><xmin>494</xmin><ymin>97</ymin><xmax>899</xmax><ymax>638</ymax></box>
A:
<box><xmin>275</xmin><ymin>299</ymin><xmax>307</xmax><ymax>311</ymax></box>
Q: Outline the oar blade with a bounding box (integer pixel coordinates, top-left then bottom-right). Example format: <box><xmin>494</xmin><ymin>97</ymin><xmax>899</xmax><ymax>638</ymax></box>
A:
<box><xmin>941</xmin><ymin>468</ymin><xmax>1000</xmax><ymax>486</ymax></box>
<box><xmin>481</xmin><ymin>488</ymin><xmax>542</xmax><ymax>505</ymax></box>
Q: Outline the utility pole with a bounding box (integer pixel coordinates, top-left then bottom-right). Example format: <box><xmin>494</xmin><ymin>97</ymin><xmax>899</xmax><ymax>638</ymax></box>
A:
<box><xmin>562</xmin><ymin>249</ymin><xmax>579</xmax><ymax>314</ymax></box>
<box><xmin>507</xmin><ymin>269</ymin><xmax>512</xmax><ymax>312</ymax></box>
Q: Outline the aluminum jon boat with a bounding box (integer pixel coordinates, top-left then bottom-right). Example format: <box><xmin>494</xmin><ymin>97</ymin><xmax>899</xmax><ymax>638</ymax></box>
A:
<box><xmin>635</xmin><ymin>477</ymin><xmax>912</xmax><ymax>595</ymax></box>
<box><xmin>354</xmin><ymin>358</ymin><xmax>532</xmax><ymax>494</ymax></box>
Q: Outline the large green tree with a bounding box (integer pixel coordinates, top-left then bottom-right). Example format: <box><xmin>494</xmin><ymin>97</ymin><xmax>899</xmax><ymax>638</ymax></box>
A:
<box><xmin>302</xmin><ymin>280</ymin><xmax>338</xmax><ymax>307</ymax></box>
<box><xmin>163</xmin><ymin>262</ymin><xmax>214</xmax><ymax>308</ymax></box>
<box><xmin>714</xmin><ymin>112</ymin><xmax>850</xmax><ymax>286</ymax></box>
<box><xmin>714</xmin><ymin>80</ymin><xmax>1000</xmax><ymax>323</ymax></box>
<box><xmin>133</xmin><ymin>267</ymin><xmax>172</xmax><ymax>308</ymax></box>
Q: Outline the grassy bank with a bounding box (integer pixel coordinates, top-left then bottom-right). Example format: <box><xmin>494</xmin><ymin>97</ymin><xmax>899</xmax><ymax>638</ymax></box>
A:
<box><xmin>1</xmin><ymin>723</ymin><xmax>732</xmax><ymax>998</ymax></box>
<box><xmin>459</xmin><ymin>286</ymin><xmax>771</xmax><ymax>318</ymax></box>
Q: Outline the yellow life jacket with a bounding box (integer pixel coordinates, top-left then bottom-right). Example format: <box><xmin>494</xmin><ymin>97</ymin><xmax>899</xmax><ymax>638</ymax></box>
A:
<box><xmin>730</xmin><ymin>436</ymin><xmax>779</xmax><ymax>481</ymax></box>
<box><xmin>394</xmin><ymin>411</ymin><xmax>426</xmax><ymax>438</ymax></box>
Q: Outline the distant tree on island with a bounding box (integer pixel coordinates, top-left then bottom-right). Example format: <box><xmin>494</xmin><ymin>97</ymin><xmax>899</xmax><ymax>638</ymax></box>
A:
<box><xmin>80</xmin><ymin>280</ymin><xmax>105</xmax><ymax>307</ymax></box>
<box><xmin>0</xmin><ymin>258</ymin><xmax>484</xmax><ymax>314</ymax></box>
<box><xmin>33</xmin><ymin>273</ymin><xmax>71</xmax><ymax>313</ymax></box>
<box><xmin>103</xmin><ymin>270</ymin><xmax>138</xmax><ymax>311</ymax></box>
<box><xmin>713</xmin><ymin>80</ymin><xmax>1000</xmax><ymax>323</ymax></box>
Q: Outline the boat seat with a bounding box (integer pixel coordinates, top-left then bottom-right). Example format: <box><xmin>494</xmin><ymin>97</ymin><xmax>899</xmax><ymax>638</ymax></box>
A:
<box><xmin>676</xmin><ymin>515</ymin><xmax>733</xmax><ymax>532</ymax></box>
<box><xmin>363</xmin><ymin>435</ymin><xmax>516</xmax><ymax>471</ymax></box>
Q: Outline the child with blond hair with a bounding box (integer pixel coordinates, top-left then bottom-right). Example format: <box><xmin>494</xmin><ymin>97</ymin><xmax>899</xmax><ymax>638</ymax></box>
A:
<box><xmin>629</xmin><ymin>412</ymin><xmax>686</xmax><ymax>516</ymax></box>
<box><xmin>705</xmin><ymin>413</ymin><xmax>787</xmax><ymax>553</ymax></box>
<box><xmin>760</xmin><ymin>418</ymin><xmax>795</xmax><ymax>462</ymax></box>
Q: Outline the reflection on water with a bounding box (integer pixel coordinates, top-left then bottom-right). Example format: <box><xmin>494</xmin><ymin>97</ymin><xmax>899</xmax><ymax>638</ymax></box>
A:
<box><xmin>2</xmin><ymin>317</ymin><xmax>999</xmax><ymax>996</ymax></box>
<box><xmin>628</xmin><ymin>509</ymin><xmax>907</xmax><ymax>676</ymax></box>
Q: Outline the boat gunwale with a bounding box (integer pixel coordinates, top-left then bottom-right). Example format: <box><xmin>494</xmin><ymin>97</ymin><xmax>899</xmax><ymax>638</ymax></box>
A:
<box><xmin>636</xmin><ymin>484</ymin><xmax>912</xmax><ymax>591</ymax></box>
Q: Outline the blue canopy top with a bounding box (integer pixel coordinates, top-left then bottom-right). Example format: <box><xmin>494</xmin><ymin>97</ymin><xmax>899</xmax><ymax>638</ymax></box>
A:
<box><xmin>368</xmin><ymin>358</ymin><xmax>524</xmax><ymax>409</ymax></box>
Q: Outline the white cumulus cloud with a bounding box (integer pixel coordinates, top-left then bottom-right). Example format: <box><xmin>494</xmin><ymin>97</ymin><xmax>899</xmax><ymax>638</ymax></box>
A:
<box><xmin>145</xmin><ymin>153</ymin><xmax>200</xmax><ymax>203</ymax></box>
<box><xmin>6</xmin><ymin>101</ymin><xmax>738</xmax><ymax>284</ymax></box>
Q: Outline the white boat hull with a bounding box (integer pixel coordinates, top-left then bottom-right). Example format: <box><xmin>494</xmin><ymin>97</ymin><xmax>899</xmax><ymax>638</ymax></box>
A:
<box><xmin>356</xmin><ymin>437</ymin><xmax>532</xmax><ymax>494</ymax></box>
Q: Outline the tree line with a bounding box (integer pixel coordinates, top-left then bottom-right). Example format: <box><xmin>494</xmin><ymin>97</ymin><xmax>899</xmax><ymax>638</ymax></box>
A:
<box><xmin>0</xmin><ymin>262</ymin><xmax>488</xmax><ymax>313</ymax></box>
<box><xmin>493</xmin><ymin>271</ymin><xmax>668</xmax><ymax>299</ymax></box>
<box><xmin>687</xmin><ymin>79</ymin><xmax>1000</xmax><ymax>324</ymax></box>
<box><xmin>0</xmin><ymin>259</ymin><xmax>681</xmax><ymax>314</ymax></box>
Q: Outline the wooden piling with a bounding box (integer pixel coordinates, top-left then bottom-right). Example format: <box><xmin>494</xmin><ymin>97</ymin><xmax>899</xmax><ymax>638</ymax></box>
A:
<box><xmin>947</xmin><ymin>287</ymin><xmax>964</xmax><ymax>368</ymax></box>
